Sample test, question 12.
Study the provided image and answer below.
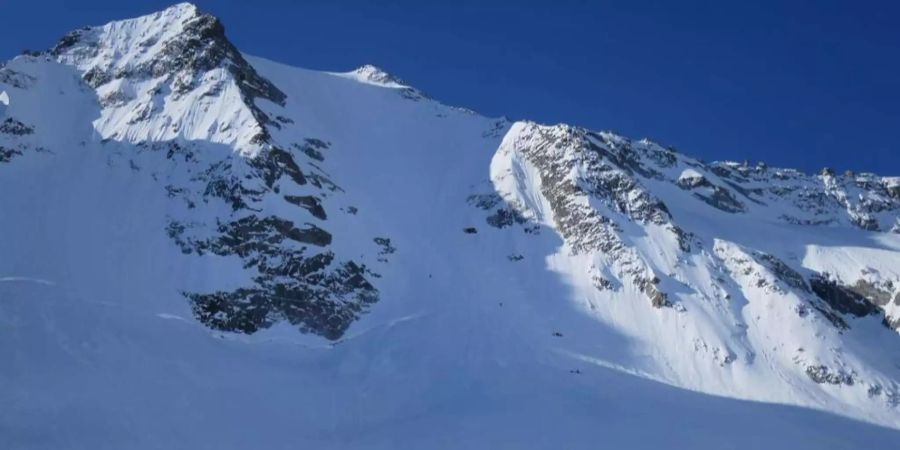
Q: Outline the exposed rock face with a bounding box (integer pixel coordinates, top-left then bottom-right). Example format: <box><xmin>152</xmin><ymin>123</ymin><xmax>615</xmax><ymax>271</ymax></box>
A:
<box><xmin>753</xmin><ymin>252</ymin><xmax>809</xmax><ymax>293</ymax></box>
<box><xmin>251</xmin><ymin>146</ymin><xmax>308</xmax><ymax>188</ymax></box>
<box><xmin>0</xmin><ymin>146</ymin><xmax>22</xmax><ymax>163</ymax></box>
<box><xmin>185</xmin><ymin>255</ymin><xmax>376</xmax><ymax>339</ymax></box>
<box><xmin>486</xmin><ymin>207</ymin><xmax>528</xmax><ymax>229</ymax></box>
<box><xmin>285</xmin><ymin>195</ymin><xmax>327</xmax><ymax>220</ymax></box>
<box><xmin>0</xmin><ymin>67</ymin><xmax>35</xmax><ymax>89</ymax></box>
<box><xmin>0</xmin><ymin>118</ymin><xmax>31</xmax><ymax>163</ymax></box>
<box><xmin>0</xmin><ymin>118</ymin><xmax>34</xmax><ymax>136</ymax></box>
<box><xmin>715</xmin><ymin>162</ymin><xmax>900</xmax><ymax>231</ymax></box>
<box><xmin>491</xmin><ymin>123</ymin><xmax>675</xmax><ymax>308</ymax></box>
<box><xmin>810</xmin><ymin>275</ymin><xmax>881</xmax><ymax>318</ymax></box>
<box><xmin>806</xmin><ymin>365</ymin><xmax>856</xmax><ymax>386</ymax></box>
<box><xmin>162</xmin><ymin>137</ymin><xmax>378</xmax><ymax>339</ymax></box>
<box><xmin>692</xmin><ymin>184</ymin><xmax>746</xmax><ymax>213</ymax></box>
<box><xmin>293</xmin><ymin>138</ymin><xmax>329</xmax><ymax>162</ymax></box>
<box><xmin>850</xmin><ymin>279</ymin><xmax>896</xmax><ymax>307</ymax></box>
<box><xmin>0</xmin><ymin>98</ymin><xmax>42</xmax><ymax>164</ymax></box>
<box><xmin>373</xmin><ymin>237</ymin><xmax>396</xmax><ymax>263</ymax></box>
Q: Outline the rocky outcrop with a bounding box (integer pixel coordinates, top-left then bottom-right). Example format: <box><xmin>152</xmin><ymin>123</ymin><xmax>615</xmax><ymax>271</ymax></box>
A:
<box><xmin>0</xmin><ymin>67</ymin><xmax>35</xmax><ymax>89</ymax></box>
<box><xmin>810</xmin><ymin>275</ymin><xmax>881</xmax><ymax>318</ymax></box>
<box><xmin>350</xmin><ymin>64</ymin><xmax>429</xmax><ymax>101</ymax></box>
<box><xmin>804</xmin><ymin>274</ymin><xmax>900</xmax><ymax>331</ymax></box>
<box><xmin>155</xmin><ymin>126</ymin><xmax>377</xmax><ymax>340</ymax></box>
<box><xmin>0</xmin><ymin>146</ymin><xmax>22</xmax><ymax>163</ymax></box>
<box><xmin>169</xmin><ymin>213</ymin><xmax>376</xmax><ymax>339</ymax></box>
<box><xmin>186</xmin><ymin>257</ymin><xmax>376</xmax><ymax>340</ymax></box>
<box><xmin>0</xmin><ymin>118</ymin><xmax>35</xmax><ymax>136</ymax></box>
<box><xmin>251</xmin><ymin>146</ymin><xmax>308</xmax><ymax>188</ymax></box>
<box><xmin>0</xmin><ymin>110</ymin><xmax>42</xmax><ymax>164</ymax></box>
<box><xmin>753</xmin><ymin>252</ymin><xmax>809</xmax><ymax>293</ymax></box>
<box><xmin>285</xmin><ymin>195</ymin><xmax>327</xmax><ymax>220</ymax></box>
<box><xmin>693</xmin><ymin>185</ymin><xmax>746</xmax><ymax>213</ymax></box>
<box><xmin>805</xmin><ymin>364</ymin><xmax>855</xmax><ymax>386</ymax></box>
<box><xmin>493</xmin><ymin>123</ymin><xmax>676</xmax><ymax>308</ymax></box>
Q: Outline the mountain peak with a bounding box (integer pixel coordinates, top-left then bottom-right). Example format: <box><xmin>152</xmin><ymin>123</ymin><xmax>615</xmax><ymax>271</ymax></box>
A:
<box><xmin>52</xmin><ymin>2</ymin><xmax>204</xmax><ymax>58</ymax></box>
<box><xmin>160</xmin><ymin>2</ymin><xmax>201</xmax><ymax>18</ymax></box>
<box><xmin>349</xmin><ymin>64</ymin><xmax>408</xmax><ymax>87</ymax></box>
<box><xmin>342</xmin><ymin>64</ymin><xmax>432</xmax><ymax>101</ymax></box>
<box><xmin>52</xmin><ymin>3</ymin><xmax>246</xmax><ymax>83</ymax></box>
<box><xmin>45</xmin><ymin>3</ymin><xmax>285</xmax><ymax>149</ymax></box>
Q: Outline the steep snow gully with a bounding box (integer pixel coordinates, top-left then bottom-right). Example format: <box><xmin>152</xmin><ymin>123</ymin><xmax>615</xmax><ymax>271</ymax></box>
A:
<box><xmin>2</xmin><ymin>3</ymin><xmax>900</xmax><ymax>449</ymax></box>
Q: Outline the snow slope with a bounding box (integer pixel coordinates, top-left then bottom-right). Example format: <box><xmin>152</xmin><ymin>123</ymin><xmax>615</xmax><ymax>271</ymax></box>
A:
<box><xmin>2</xmin><ymin>3</ymin><xmax>900</xmax><ymax>448</ymax></box>
<box><xmin>5</xmin><ymin>280</ymin><xmax>900</xmax><ymax>450</ymax></box>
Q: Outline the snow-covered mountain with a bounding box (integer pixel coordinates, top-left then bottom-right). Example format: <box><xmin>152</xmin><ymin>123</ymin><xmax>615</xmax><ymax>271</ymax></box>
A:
<box><xmin>3</xmin><ymin>4</ymin><xmax>900</xmax><ymax>448</ymax></box>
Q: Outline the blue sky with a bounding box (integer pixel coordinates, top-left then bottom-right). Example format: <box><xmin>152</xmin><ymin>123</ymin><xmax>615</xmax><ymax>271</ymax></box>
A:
<box><xmin>2</xmin><ymin>0</ymin><xmax>898</xmax><ymax>174</ymax></box>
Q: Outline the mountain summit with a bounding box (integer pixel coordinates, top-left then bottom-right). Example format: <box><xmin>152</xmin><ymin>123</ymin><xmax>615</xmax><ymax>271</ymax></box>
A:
<box><xmin>2</xmin><ymin>4</ymin><xmax>900</xmax><ymax>448</ymax></box>
<box><xmin>50</xmin><ymin>2</ymin><xmax>284</xmax><ymax>150</ymax></box>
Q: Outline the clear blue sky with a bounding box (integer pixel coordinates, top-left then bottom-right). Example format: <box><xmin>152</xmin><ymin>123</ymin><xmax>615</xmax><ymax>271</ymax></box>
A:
<box><xmin>2</xmin><ymin>0</ymin><xmax>898</xmax><ymax>174</ymax></box>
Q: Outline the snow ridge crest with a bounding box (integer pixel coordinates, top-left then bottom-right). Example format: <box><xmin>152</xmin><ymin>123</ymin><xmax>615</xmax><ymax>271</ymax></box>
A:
<box><xmin>46</xmin><ymin>2</ymin><xmax>284</xmax><ymax>153</ymax></box>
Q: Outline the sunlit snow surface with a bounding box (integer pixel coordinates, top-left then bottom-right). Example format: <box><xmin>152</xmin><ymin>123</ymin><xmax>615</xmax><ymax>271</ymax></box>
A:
<box><xmin>2</xmin><ymin>4</ymin><xmax>900</xmax><ymax>448</ymax></box>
